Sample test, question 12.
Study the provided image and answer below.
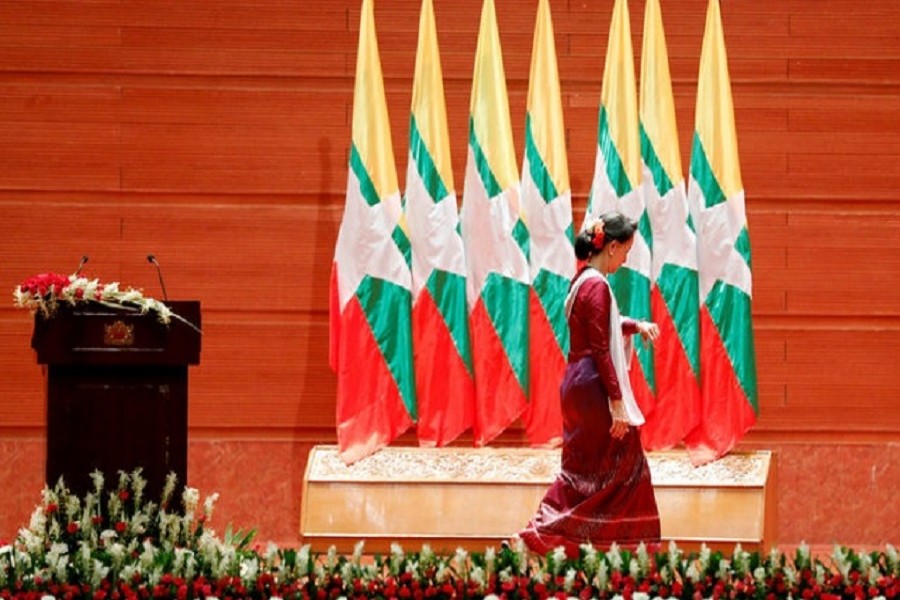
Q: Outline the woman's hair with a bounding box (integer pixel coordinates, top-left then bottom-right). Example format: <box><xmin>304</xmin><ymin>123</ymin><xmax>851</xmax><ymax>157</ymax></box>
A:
<box><xmin>574</xmin><ymin>212</ymin><xmax>637</xmax><ymax>260</ymax></box>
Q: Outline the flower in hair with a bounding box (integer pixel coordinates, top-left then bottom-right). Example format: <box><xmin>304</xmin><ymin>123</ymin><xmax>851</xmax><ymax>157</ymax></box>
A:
<box><xmin>589</xmin><ymin>219</ymin><xmax>605</xmax><ymax>251</ymax></box>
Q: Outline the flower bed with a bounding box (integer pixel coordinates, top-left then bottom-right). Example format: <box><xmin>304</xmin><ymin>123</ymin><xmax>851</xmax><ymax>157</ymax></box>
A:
<box><xmin>1</xmin><ymin>472</ymin><xmax>896</xmax><ymax>600</ymax></box>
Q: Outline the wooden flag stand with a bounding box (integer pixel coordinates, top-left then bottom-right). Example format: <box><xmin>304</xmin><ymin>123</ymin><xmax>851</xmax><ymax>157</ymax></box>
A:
<box><xmin>301</xmin><ymin>445</ymin><xmax>776</xmax><ymax>553</ymax></box>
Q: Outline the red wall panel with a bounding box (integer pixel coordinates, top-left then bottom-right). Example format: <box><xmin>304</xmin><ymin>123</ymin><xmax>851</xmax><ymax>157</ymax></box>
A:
<box><xmin>0</xmin><ymin>0</ymin><xmax>898</xmax><ymax>546</ymax></box>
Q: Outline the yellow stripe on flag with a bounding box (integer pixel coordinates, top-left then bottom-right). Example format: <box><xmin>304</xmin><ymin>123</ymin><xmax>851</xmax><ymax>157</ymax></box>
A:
<box><xmin>470</xmin><ymin>0</ymin><xmax>518</xmax><ymax>192</ymax></box>
<box><xmin>352</xmin><ymin>0</ymin><xmax>399</xmax><ymax>200</ymax></box>
<box><xmin>411</xmin><ymin>0</ymin><xmax>454</xmax><ymax>193</ymax></box>
<box><xmin>640</xmin><ymin>0</ymin><xmax>683</xmax><ymax>186</ymax></box>
<box><xmin>527</xmin><ymin>0</ymin><xmax>569</xmax><ymax>194</ymax></box>
<box><xmin>694</xmin><ymin>0</ymin><xmax>742</xmax><ymax>197</ymax></box>
<box><xmin>602</xmin><ymin>0</ymin><xmax>641</xmax><ymax>192</ymax></box>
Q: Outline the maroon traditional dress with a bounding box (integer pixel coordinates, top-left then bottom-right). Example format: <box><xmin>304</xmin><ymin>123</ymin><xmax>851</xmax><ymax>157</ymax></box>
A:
<box><xmin>520</xmin><ymin>267</ymin><xmax>660</xmax><ymax>556</ymax></box>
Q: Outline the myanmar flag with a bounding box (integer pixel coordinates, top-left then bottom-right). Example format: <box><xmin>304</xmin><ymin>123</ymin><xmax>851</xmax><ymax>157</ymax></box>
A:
<box><xmin>405</xmin><ymin>0</ymin><xmax>475</xmax><ymax>447</ymax></box>
<box><xmin>585</xmin><ymin>0</ymin><xmax>655</xmax><ymax>418</ymax></box>
<box><xmin>684</xmin><ymin>0</ymin><xmax>758</xmax><ymax>465</ymax></box>
<box><xmin>520</xmin><ymin>0</ymin><xmax>574</xmax><ymax>448</ymax></box>
<box><xmin>329</xmin><ymin>0</ymin><xmax>416</xmax><ymax>464</ymax></box>
<box><xmin>639</xmin><ymin>0</ymin><xmax>701</xmax><ymax>450</ymax></box>
<box><xmin>460</xmin><ymin>0</ymin><xmax>530</xmax><ymax>446</ymax></box>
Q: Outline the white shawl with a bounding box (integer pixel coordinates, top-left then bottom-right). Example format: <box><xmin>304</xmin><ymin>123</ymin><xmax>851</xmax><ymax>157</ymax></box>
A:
<box><xmin>564</xmin><ymin>268</ymin><xmax>645</xmax><ymax>426</ymax></box>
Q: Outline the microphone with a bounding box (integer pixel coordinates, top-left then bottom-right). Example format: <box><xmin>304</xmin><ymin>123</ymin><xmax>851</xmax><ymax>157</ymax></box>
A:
<box><xmin>146</xmin><ymin>254</ymin><xmax>169</xmax><ymax>302</ymax></box>
<box><xmin>75</xmin><ymin>255</ymin><xmax>89</xmax><ymax>275</ymax></box>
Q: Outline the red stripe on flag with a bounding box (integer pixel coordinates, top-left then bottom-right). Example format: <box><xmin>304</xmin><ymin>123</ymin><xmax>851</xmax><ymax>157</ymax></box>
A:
<box><xmin>470</xmin><ymin>298</ymin><xmax>528</xmax><ymax>446</ymax></box>
<box><xmin>523</xmin><ymin>290</ymin><xmax>564</xmax><ymax>447</ymax></box>
<box><xmin>641</xmin><ymin>285</ymin><xmax>701</xmax><ymax>450</ymax></box>
<box><xmin>335</xmin><ymin>295</ymin><xmax>414</xmax><ymax>464</ymax></box>
<box><xmin>684</xmin><ymin>306</ymin><xmax>757</xmax><ymax>465</ymax></box>
<box><xmin>329</xmin><ymin>263</ymin><xmax>341</xmax><ymax>373</ymax></box>
<box><xmin>412</xmin><ymin>290</ymin><xmax>475</xmax><ymax>447</ymax></box>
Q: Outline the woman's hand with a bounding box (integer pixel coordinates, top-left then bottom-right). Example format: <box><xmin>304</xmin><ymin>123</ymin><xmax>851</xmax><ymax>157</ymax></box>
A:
<box><xmin>636</xmin><ymin>320</ymin><xmax>660</xmax><ymax>343</ymax></box>
<box><xmin>609</xmin><ymin>399</ymin><xmax>629</xmax><ymax>439</ymax></box>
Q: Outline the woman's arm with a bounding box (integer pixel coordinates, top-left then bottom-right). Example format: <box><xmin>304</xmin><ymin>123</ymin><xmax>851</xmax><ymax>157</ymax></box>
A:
<box><xmin>582</xmin><ymin>280</ymin><xmax>623</xmax><ymax>401</ymax></box>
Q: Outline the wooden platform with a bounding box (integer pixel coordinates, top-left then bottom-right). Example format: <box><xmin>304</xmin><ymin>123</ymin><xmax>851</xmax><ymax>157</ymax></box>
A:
<box><xmin>300</xmin><ymin>446</ymin><xmax>777</xmax><ymax>553</ymax></box>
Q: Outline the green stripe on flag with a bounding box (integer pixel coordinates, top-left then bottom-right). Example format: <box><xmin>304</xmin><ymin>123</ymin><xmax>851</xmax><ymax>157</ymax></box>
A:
<box><xmin>410</xmin><ymin>115</ymin><xmax>449</xmax><ymax>203</ymax></box>
<box><xmin>425</xmin><ymin>269</ymin><xmax>474</xmax><ymax>377</ymax></box>
<box><xmin>525</xmin><ymin>113</ymin><xmax>560</xmax><ymax>203</ymax></box>
<box><xmin>686</xmin><ymin>212</ymin><xmax>696</xmax><ymax>234</ymax></box>
<box><xmin>481</xmin><ymin>272</ymin><xmax>530</xmax><ymax>395</ymax></box>
<box><xmin>705</xmin><ymin>280</ymin><xmax>759</xmax><ymax>412</ymax></box>
<box><xmin>735</xmin><ymin>226</ymin><xmax>752</xmax><ymax>269</ymax></box>
<box><xmin>469</xmin><ymin>117</ymin><xmax>503</xmax><ymax>198</ymax></box>
<box><xmin>639</xmin><ymin>122</ymin><xmax>674</xmax><ymax>197</ymax></box>
<box><xmin>356</xmin><ymin>275</ymin><xmax>417</xmax><ymax>419</ymax></box>
<box><xmin>638</xmin><ymin>210</ymin><xmax>653</xmax><ymax>254</ymax></box>
<box><xmin>609</xmin><ymin>266</ymin><xmax>655</xmax><ymax>393</ymax></box>
<box><xmin>512</xmin><ymin>218</ymin><xmax>530</xmax><ymax>262</ymax></box>
<box><xmin>565</xmin><ymin>222</ymin><xmax>575</xmax><ymax>245</ymax></box>
<box><xmin>599</xmin><ymin>106</ymin><xmax>633</xmax><ymax>198</ymax></box>
<box><xmin>690</xmin><ymin>132</ymin><xmax>727</xmax><ymax>209</ymax></box>
<box><xmin>350</xmin><ymin>143</ymin><xmax>381</xmax><ymax>207</ymax></box>
<box><xmin>657</xmin><ymin>264</ymin><xmax>700</xmax><ymax>378</ymax></box>
<box><xmin>392</xmin><ymin>224</ymin><xmax>412</xmax><ymax>269</ymax></box>
<box><xmin>533</xmin><ymin>268</ymin><xmax>570</xmax><ymax>355</ymax></box>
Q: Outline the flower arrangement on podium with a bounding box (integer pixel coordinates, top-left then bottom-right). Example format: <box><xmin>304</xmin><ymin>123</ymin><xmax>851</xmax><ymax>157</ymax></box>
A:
<box><xmin>13</xmin><ymin>271</ymin><xmax>199</xmax><ymax>331</ymax></box>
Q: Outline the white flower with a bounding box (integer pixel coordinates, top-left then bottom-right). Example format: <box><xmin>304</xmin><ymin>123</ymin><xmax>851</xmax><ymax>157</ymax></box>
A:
<box><xmin>340</xmin><ymin>562</ymin><xmax>354</xmax><ymax>584</ymax></box>
<box><xmin>686</xmin><ymin>563</ymin><xmax>701</xmax><ymax>584</ymax></box>
<box><xmin>832</xmin><ymin>545</ymin><xmax>851</xmax><ymax>579</ymax></box>
<box><xmin>581</xmin><ymin>543</ymin><xmax>599</xmax><ymax>575</ymax></box>
<box><xmin>629</xmin><ymin>557</ymin><xmax>640</xmax><ymax>580</ymax></box>
<box><xmin>797</xmin><ymin>542</ymin><xmax>811</xmax><ymax>568</ymax></box>
<box><xmin>815</xmin><ymin>564</ymin><xmax>826</xmax><ymax>585</ymax></box>
<box><xmin>352</xmin><ymin>540</ymin><xmax>365</xmax><ymax>564</ymax></box>
<box><xmin>484</xmin><ymin>546</ymin><xmax>496</xmax><ymax>576</ymax></box>
<box><xmin>453</xmin><ymin>547</ymin><xmax>468</xmax><ymax>574</ymax></box>
<box><xmin>551</xmin><ymin>545</ymin><xmax>568</xmax><ymax>575</ymax></box>
<box><xmin>182</xmin><ymin>487</ymin><xmax>200</xmax><ymax>515</ymax></box>
<box><xmin>297</xmin><ymin>544</ymin><xmax>311</xmax><ymax>577</ymax></box>
<box><xmin>634</xmin><ymin>542</ymin><xmax>649</xmax><ymax>576</ymax></box>
<box><xmin>606</xmin><ymin>542</ymin><xmax>623</xmax><ymax>571</ymax></box>
<box><xmin>716</xmin><ymin>559</ymin><xmax>731</xmax><ymax>581</ymax></box>
<box><xmin>563</xmin><ymin>567</ymin><xmax>577</xmax><ymax>592</ymax></box>
<box><xmin>754</xmin><ymin>566</ymin><xmax>766</xmax><ymax>583</ymax></box>
<box><xmin>240</xmin><ymin>557</ymin><xmax>259</xmax><ymax>584</ymax></box>
<box><xmin>469</xmin><ymin>565</ymin><xmax>486</xmax><ymax>590</ymax></box>
<box><xmin>596</xmin><ymin>561</ymin><xmax>610</xmax><ymax>590</ymax></box>
<box><xmin>203</xmin><ymin>492</ymin><xmax>220</xmax><ymax>520</ymax></box>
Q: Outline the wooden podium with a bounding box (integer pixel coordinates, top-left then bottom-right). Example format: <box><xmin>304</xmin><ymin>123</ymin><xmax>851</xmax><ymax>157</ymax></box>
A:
<box><xmin>301</xmin><ymin>446</ymin><xmax>777</xmax><ymax>553</ymax></box>
<box><xmin>32</xmin><ymin>301</ymin><xmax>201</xmax><ymax>501</ymax></box>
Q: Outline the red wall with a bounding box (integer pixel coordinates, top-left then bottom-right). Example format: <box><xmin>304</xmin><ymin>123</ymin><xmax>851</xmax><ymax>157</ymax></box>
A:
<box><xmin>0</xmin><ymin>0</ymin><xmax>898</xmax><ymax>546</ymax></box>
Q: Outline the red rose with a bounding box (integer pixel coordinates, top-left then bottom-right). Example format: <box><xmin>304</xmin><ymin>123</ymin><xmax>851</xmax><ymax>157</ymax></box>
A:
<box><xmin>119</xmin><ymin>490</ymin><xmax>130</xmax><ymax>501</ymax></box>
<box><xmin>115</xmin><ymin>521</ymin><xmax>128</xmax><ymax>534</ymax></box>
<box><xmin>45</xmin><ymin>503</ymin><xmax>59</xmax><ymax>514</ymax></box>
<box><xmin>92</xmin><ymin>515</ymin><xmax>103</xmax><ymax>526</ymax></box>
<box><xmin>67</xmin><ymin>522</ymin><xmax>79</xmax><ymax>534</ymax></box>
